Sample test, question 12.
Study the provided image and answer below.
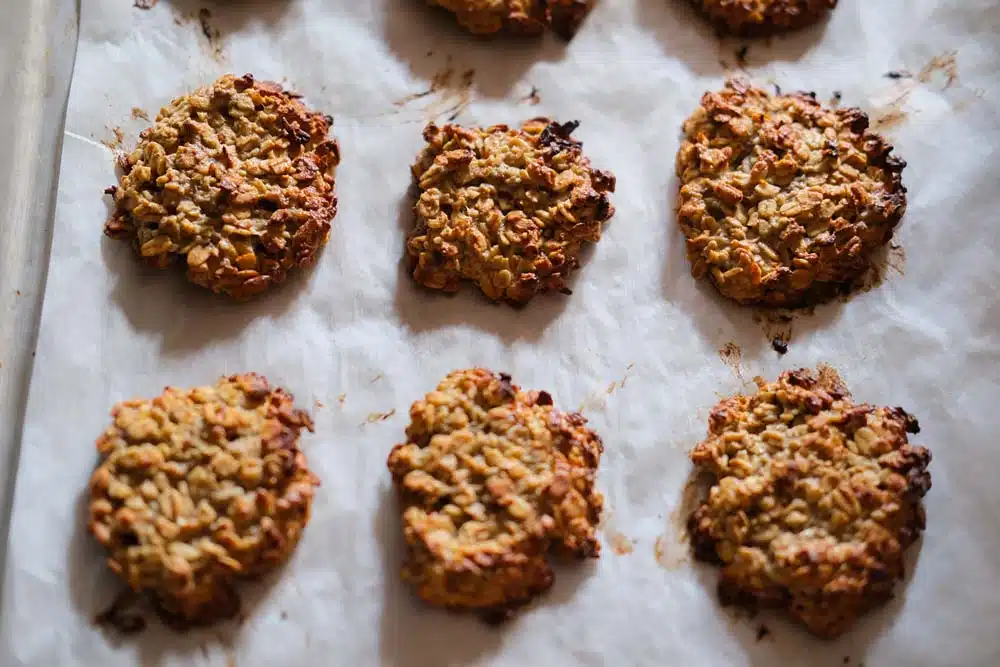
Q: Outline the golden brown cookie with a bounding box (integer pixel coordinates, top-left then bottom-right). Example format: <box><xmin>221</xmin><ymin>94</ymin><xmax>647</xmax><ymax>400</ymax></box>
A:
<box><xmin>688</xmin><ymin>366</ymin><xmax>931</xmax><ymax>638</ymax></box>
<box><xmin>426</xmin><ymin>0</ymin><xmax>594</xmax><ymax>37</ymax></box>
<box><xmin>693</xmin><ymin>0</ymin><xmax>837</xmax><ymax>36</ymax></box>
<box><xmin>387</xmin><ymin>369</ymin><xmax>603</xmax><ymax>619</ymax></box>
<box><xmin>408</xmin><ymin>119</ymin><xmax>616</xmax><ymax>305</ymax></box>
<box><xmin>676</xmin><ymin>79</ymin><xmax>906</xmax><ymax>307</ymax></box>
<box><xmin>88</xmin><ymin>373</ymin><xmax>319</xmax><ymax>626</ymax></box>
<box><xmin>105</xmin><ymin>74</ymin><xmax>340</xmax><ymax>300</ymax></box>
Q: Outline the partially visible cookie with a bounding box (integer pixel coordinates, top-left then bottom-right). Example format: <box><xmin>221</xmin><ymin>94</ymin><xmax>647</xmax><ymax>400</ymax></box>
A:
<box><xmin>693</xmin><ymin>0</ymin><xmax>837</xmax><ymax>36</ymax></box>
<box><xmin>105</xmin><ymin>73</ymin><xmax>340</xmax><ymax>300</ymax></box>
<box><xmin>88</xmin><ymin>373</ymin><xmax>319</xmax><ymax>626</ymax></box>
<box><xmin>688</xmin><ymin>366</ymin><xmax>931</xmax><ymax>638</ymax></box>
<box><xmin>676</xmin><ymin>79</ymin><xmax>906</xmax><ymax>307</ymax></box>
<box><xmin>387</xmin><ymin>368</ymin><xmax>603</xmax><ymax>618</ymax></box>
<box><xmin>408</xmin><ymin>118</ymin><xmax>616</xmax><ymax>304</ymax></box>
<box><xmin>426</xmin><ymin>0</ymin><xmax>595</xmax><ymax>38</ymax></box>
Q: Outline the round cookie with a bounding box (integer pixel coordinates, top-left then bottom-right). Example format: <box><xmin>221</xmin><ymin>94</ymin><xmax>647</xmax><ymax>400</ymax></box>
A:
<box><xmin>676</xmin><ymin>79</ymin><xmax>906</xmax><ymax>307</ymax></box>
<box><xmin>408</xmin><ymin>119</ymin><xmax>616</xmax><ymax>305</ymax></box>
<box><xmin>387</xmin><ymin>369</ymin><xmax>604</xmax><ymax>619</ymax></box>
<box><xmin>693</xmin><ymin>0</ymin><xmax>838</xmax><ymax>36</ymax></box>
<box><xmin>105</xmin><ymin>73</ymin><xmax>340</xmax><ymax>300</ymax></box>
<box><xmin>88</xmin><ymin>373</ymin><xmax>319</xmax><ymax>626</ymax></box>
<box><xmin>426</xmin><ymin>0</ymin><xmax>594</xmax><ymax>38</ymax></box>
<box><xmin>688</xmin><ymin>366</ymin><xmax>931</xmax><ymax>638</ymax></box>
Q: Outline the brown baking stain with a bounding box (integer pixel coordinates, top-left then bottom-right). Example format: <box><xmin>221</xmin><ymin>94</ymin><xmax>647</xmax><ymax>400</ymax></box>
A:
<box><xmin>315</xmin><ymin>400</ymin><xmax>325</xmax><ymax>409</ymax></box>
<box><xmin>853</xmin><ymin>241</ymin><xmax>906</xmax><ymax>293</ymax></box>
<box><xmin>133</xmin><ymin>0</ymin><xmax>158</xmax><ymax>9</ymax></box>
<box><xmin>100</xmin><ymin>126</ymin><xmax>125</xmax><ymax>151</ymax></box>
<box><xmin>394</xmin><ymin>58</ymin><xmax>456</xmax><ymax>107</ymax></box>
<box><xmin>131</xmin><ymin>107</ymin><xmax>149</xmax><ymax>121</ymax></box>
<box><xmin>361</xmin><ymin>409</ymin><xmax>396</xmax><ymax>426</ymax></box>
<box><xmin>94</xmin><ymin>589</ymin><xmax>146</xmax><ymax>635</ymax></box>
<box><xmin>607</xmin><ymin>529</ymin><xmax>634</xmax><ymax>555</ymax></box>
<box><xmin>919</xmin><ymin>51</ymin><xmax>958</xmax><ymax>88</ymax></box>
<box><xmin>196</xmin><ymin>8</ymin><xmax>225</xmax><ymax>62</ymax></box>
<box><xmin>579</xmin><ymin>364</ymin><xmax>635</xmax><ymax>412</ymax></box>
<box><xmin>873</xmin><ymin>51</ymin><xmax>960</xmax><ymax>130</ymax></box>
<box><xmin>872</xmin><ymin>108</ymin><xmax>908</xmax><ymax>130</ymax></box>
<box><xmin>521</xmin><ymin>86</ymin><xmax>541</xmax><ymax>105</ymax></box>
<box><xmin>755</xmin><ymin>624</ymin><xmax>772</xmax><ymax>641</ymax></box>
<box><xmin>370</xmin><ymin>374</ymin><xmax>384</xmax><ymax>384</ymax></box>
<box><xmin>753</xmin><ymin>309</ymin><xmax>795</xmax><ymax>351</ymax></box>
<box><xmin>718</xmin><ymin>342</ymin><xmax>744</xmax><ymax>382</ymax></box>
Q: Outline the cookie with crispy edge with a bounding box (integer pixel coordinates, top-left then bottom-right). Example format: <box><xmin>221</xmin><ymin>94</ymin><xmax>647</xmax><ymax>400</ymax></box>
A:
<box><xmin>387</xmin><ymin>368</ymin><xmax>603</xmax><ymax>619</ymax></box>
<box><xmin>688</xmin><ymin>366</ymin><xmax>931</xmax><ymax>638</ymax></box>
<box><xmin>676</xmin><ymin>79</ymin><xmax>906</xmax><ymax>307</ymax></box>
<box><xmin>88</xmin><ymin>373</ymin><xmax>319</xmax><ymax>626</ymax></box>
<box><xmin>104</xmin><ymin>73</ymin><xmax>340</xmax><ymax>300</ymax></box>
<box><xmin>693</xmin><ymin>0</ymin><xmax>837</xmax><ymax>36</ymax></box>
<box><xmin>426</xmin><ymin>0</ymin><xmax>595</xmax><ymax>38</ymax></box>
<box><xmin>408</xmin><ymin>118</ymin><xmax>616</xmax><ymax>305</ymax></box>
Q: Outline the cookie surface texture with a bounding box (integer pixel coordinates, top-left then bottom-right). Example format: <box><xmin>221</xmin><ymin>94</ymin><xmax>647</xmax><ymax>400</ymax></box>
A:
<box><xmin>88</xmin><ymin>373</ymin><xmax>319</xmax><ymax>626</ymax></box>
<box><xmin>694</xmin><ymin>0</ymin><xmax>837</xmax><ymax>36</ymax></box>
<box><xmin>688</xmin><ymin>366</ymin><xmax>931</xmax><ymax>638</ymax></box>
<box><xmin>408</xmin><ymin>118</ymin><xmax>616</xmax><ymax>304</ymax></box>
<box><xmin>105</xmin><ymin>73</ymin><xmax>340</xmax><ymax>299</ymax></box>
<box><xmin>427</xmin><ymin>0</ymin><xmax>594</xmax><ymax>37</ymax></box>
<box><xmin>676</xmin><ymin>79</ymin><xmax>906</xmax><ymax>307</ymax></box>
<box><xmin>387</xmin><ymin>368</ymin><xmax>604</xmax><ymax>618</ymax></box>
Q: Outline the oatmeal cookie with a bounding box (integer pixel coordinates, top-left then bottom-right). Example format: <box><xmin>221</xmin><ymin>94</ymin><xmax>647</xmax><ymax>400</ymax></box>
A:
<box><xmin>688</xmin><ymin>366</ymin><xmax>931</xmax><ymax>638</ymax></box>
<box><xmin>676</xmin><ymin>79</ymin><xmax>906</xmax><ymax>307</ymax></box>
<box><xmin>387</xmin><ymin>369</ymin><xmax>603</xmax><ymax>618</ymax></box>
<box><xmin>426</xmin><ymin>0</ymin><xmax>594</xmax><ymax>37</ymax></box>
<box><xmin>88</xmin><ymin>373</ymin><xmax>319</xmax><ymax>626</ymax></box>
<box><xmin>104</xmin><ymin>74</ymin><xmax>340</xmax><ymax>300</ymax></box>
<box><xmin>694</xmin><ymin>0</ymin><xmax>837</xmax><ymax>36</ymax></box>
<box><xmin>407</xmin><ymin>119</ymin><xmax>616</xmax><ymax>304</ymax></box>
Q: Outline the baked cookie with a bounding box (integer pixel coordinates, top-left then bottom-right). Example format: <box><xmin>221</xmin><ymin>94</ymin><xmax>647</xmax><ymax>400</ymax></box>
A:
<box><xmin>88</xmin><ymin>373</ymin><xmax>319</xmax><ymax>626</ymax></box>
<box><xmin>408</xmin><ymin>119</ymin><xmax>615</xmax><ymax>304</ymax></box>
<box><xmin>693</xmin><ymin>0</ymin><xmax>837</xmax><ymax>36</ymax></box>
<box><xmin>105</xmin><ymin>74</ymin><xmax>340</xmax><ymax>300</ymax></box>
<box><xmin>387</xmin><ymin>369</ymin><xmax>603</xmax><ymax>619</ymax></box>
<box><xmin>426</xmin><ymin>0</ymin><xmax>594</xmax><ymax>38</ymax></box>
<box><xmin>676</xmin><ymin>79</ymin><xmax>906</xmax><ymax>307</ymax></box>
<box><xmin>688</xmin><ymin>366</ymin><xmax>931</xmax><ymax>638</ymax></box>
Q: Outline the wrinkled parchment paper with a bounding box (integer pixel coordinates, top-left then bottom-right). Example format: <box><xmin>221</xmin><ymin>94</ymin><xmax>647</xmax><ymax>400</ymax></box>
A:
<box><xmin>3</xmin><ymin>0</ymin><xmax>999</xmax><ymax>664</ymax></box>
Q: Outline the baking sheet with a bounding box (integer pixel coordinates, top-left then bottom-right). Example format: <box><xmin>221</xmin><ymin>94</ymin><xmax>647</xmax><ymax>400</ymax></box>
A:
<box><xmin>3</xmin><ymin>0</ymin><xmax>1000</xmax><ymax>665</ymax></box>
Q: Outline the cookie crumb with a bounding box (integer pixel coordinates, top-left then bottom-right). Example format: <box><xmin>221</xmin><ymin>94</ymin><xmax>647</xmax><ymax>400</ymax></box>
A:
<box><xmin>771</xmin><ymin>337</ymin><xmax>788</xmax><ymax>355</ymax></box>
<box><xmin>130</xmin><ymin>107</ymin><xmax>149</xmax><ymax>121</ymax></box>
<box><xmin>755</xmin><ymin>624</ymin><xmax>771</xmax><ymax>641</ymax></box>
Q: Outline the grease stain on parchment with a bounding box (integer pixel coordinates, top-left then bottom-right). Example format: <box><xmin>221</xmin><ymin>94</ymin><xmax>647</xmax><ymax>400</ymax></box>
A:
<box><xmin>393</xmin><ymin>58</ymin><xmax>476</xmax><ymax>122</ymax></box>
<box><xmin>361</xmin><ymin>409</ymin><xmax>396</xmax><ymax>426</ymax></box>
<box><xmin>655</xmin><ymin>474</ymin><xmax>701</xmax><ymax>571</ymax></box>
<box><xmin>578</xmin><ymin>363</ymin><xmax>635</xmax><ymax>413</ymax></box>
<box><xmin>717</xmin><ymin>342</ymin><xmax>744</xmax><ymax>383</ymax></box>
<box><xmin>872</xmin><ymin>50</ymin><xmax>962</xmax><ymax>129</ymax></box>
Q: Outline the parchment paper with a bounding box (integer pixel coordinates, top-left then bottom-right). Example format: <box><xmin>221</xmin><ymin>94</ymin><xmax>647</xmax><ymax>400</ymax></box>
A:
<box><xmin>3</xmin><ymin>0</ymin><xmax>999</xmax><ymax>665</ymax></box>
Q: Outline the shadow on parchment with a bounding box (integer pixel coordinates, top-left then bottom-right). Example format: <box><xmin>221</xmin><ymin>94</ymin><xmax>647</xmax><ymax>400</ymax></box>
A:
<box><xmin>375</xmin><ymin>484</ymin><xmax>597</xmax><ymax>667</ymax></box>
<box><xmin>381</xmin><ymin>0</ymin><xmax>570</xmax><ymax>101</ymax></box>
<box><xmin>67</xmin><ymin>463</ymin><xmax>292</xmax><ymax>666</ymax></box>
<box><xmin>391</xmin><ymin>185</ymin><xmax>590</xmax><ymax>344</ymax></box>
<box><xmin>100</xmin><ymin>232</ymin><xmax>313</xmax><ymax>356</ymax></box>
<box><xmin>636</xmin><ymin>0</ymin><xmax>830</xmax><ymax>73</ymax></box>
